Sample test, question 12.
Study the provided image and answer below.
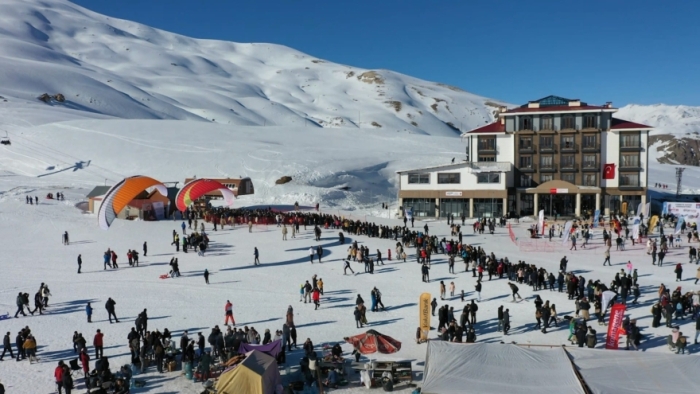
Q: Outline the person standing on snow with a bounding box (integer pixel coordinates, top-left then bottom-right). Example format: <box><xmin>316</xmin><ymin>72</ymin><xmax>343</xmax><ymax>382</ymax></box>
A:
<box><xmin>85</xmin><ymin>302</ymin><xmax>92</xmax><ymax>323</ymax></box>
<box><xmin>143</xmin><ymin>241</ymin><xmax>147</xmax><ymax>257</ymax></box>
<box><xmin>93</xmin><ymin>329</ymin><xmax>104</xmax><ymax>359</ymax></box>
<box><xmin>312</xmin><ymin>287</ymin><xmax>321</xmax><ymax>310</ymax></box>
<box><xmin>317</xmin><ymin>246</ymin><xmax>323</xmax><ymax>263</ymax></box>
<box><xmin>224</xmin><ymin>301</ymin><xmax>235</xmax><ymax>325</ymax></box>
<box><xmin>309</xmin><ymin>247</ymin><xmax>315</xmax><ymax>264</ymax></box>
<box><xmin>204</xmin><ymin>269</ymin><xmax>210</xmax><ymax>284</ymax></box>
<box><xmin>508</xmin><ymin>282</ymin><xmax>523</xmax><ymax>302</ymax></box>
<box><xmin>254</xmin><ymin>247</ymin><xmax>260</xmax><ymax>265</ymax></box>
<box><xmin>77</xmin><ymin>254</ymin><xmax>82</xmax><ymax>274</ymax></box>
<box><xmin>343</xmin><ymin>260</ymin><xmax>355</xmax><ymax>275</ymax></box>
<box><xmin>105</xmin><ymin>298</ymin><xmax>119</xmax><ymax>323</ymax></box>
<box><xmin>282</xmin><ymin>225</ymin><xmax>288</xmax><ymax>241</ymax></box>
<box><xmin>181</xmin><ymin>222</ymin><xmax>186</xmax><ymax>235</ymax></box>
<box><xmin>63</xmin><ymin>231</ymin><xmax>69</xmax><ymax>245</ymax></box>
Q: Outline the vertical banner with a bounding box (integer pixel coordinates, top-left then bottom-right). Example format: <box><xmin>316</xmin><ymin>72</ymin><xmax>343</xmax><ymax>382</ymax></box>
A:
<box><xmin>605</xmin><ymin>303</ymin><xmax>627</xmax><ymax>350</ymax></box>
<box><xmin>538</xmin><ymin>210</ymin><xmax>545</xmax><ymax>236</ymax></box>
<box><xmin>644</xmin><ymin>203</ymin><xmax>651</xmax><ymax>218</ymax></box>
<box><xmin>662</xmin><ymin>202</ymin><xmax>668</xmax><ymax>215</ymax></box>
<box><xmin>593</xmin><ymin>209</ymin><xmax>600</xmax><ymax>228</ymax></box>
<box><xmin>419</xmin><ymin>293</ymin><xmax>431</xmax><ymax>341</ymax></box>
<box><xmin>562</xmin><ymin>220</ymin><xmax>573</xmax><ymax>246</ymax></box>
<box><xmin>601</xmin><ymin>290</ymin><xmax>617</xmax><ymax>311</ymax></box>
<box><xmin>637</xmin><ymin>202</ymin><xmax>644</xmax><ymax>217</ymax></box>
<box><xmin>405</xmin><ymin>207</ymin><xmax>413</xmax><ymax>221</ymax></box>
<box><xmin>649</xmin><ymin>215</ymin><xmax>659</xmax><ymax>234</ymax></box>
<box><xmin>675</xmin><ymin>216</ymin><xmax>685</xmax><ymax>234</ymax></box>
<box><xmin>621</xmin><ymin>201</ymin><xmax>628</xmax><ymax>216</ymax></box>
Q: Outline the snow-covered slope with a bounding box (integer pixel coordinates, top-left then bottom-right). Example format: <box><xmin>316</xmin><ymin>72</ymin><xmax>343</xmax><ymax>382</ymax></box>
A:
<box><xmin>0</xmin><ymin>0</ymin><xmax>503</xmax><ymax>135</ymax></box>
<box><xmin>618</xmin><ymin>104</ymin><xmax>700</xmax><ymax>136</ymax></box>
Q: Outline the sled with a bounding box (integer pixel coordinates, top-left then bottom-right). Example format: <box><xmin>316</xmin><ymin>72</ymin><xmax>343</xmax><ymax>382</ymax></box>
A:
<box><xmin>159</xmin><ymin>274</ymin><xmax>170</xmax><ymax>280</ymax></box>
<box><xmin>0</xmin><ymin>313</ymin><xmax>10</xmax><ymax>320</ymax></box>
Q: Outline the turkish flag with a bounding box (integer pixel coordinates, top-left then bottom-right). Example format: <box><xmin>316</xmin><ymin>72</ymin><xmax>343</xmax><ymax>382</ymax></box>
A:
<box><xmin>603</xmin><ymin>163</ymin><xmax>615</xmax><ymax>179</ymax></box>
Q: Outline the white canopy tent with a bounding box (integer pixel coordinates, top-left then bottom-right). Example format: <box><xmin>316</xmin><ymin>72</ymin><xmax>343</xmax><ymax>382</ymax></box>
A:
<box><xmin>421</xmin><ymin>341</ymin><xmax>585</xmax><ymax>394</ymax></box>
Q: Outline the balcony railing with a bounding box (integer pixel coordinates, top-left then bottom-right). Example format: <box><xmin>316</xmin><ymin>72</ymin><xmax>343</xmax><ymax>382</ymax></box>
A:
<box><xmin>620</xmin><ymin>144</ymin><xmax>642</xmax><ymax>152</ymax></box>
<box><xmin>465</xmin><ymin>161</ymin><xmax>512</xmax><ymax>173</ymax></box>
<box><xmin>582</xmin><ymin>144</ymin><xmax>600</xmax><ymax>153</ymax></box>
<box><xmin>582</xmin><ymin>163</ymin><xmax>599</xmax><ymax>172</ymax></box>
<box><xmin>540</xmin><ymin>143</ymin><xmax>557</xmax><ymax>153</ymax></box>
<box><xmin>560</xmin><ymin>143</ymin><xmax>578</xmax><ymax>153</ymax></box>
<box><xmin>519</xmin><ymin>165</ymin><xmax>536</xmax><ymax>173</ymax></box>
<box><xmin>560</xmin><ymin>164</ymin><xmax>579</xmax><ymax>172</ymax></box>
<box><xmin>518</xmin><ymin>144</ymin><xmax>536</xmax><ymax>153</ymax></box>
<box><xmin>540</xmin><ymin>164</ymin><xmax>558</xmax><ymax>173</ymax></box>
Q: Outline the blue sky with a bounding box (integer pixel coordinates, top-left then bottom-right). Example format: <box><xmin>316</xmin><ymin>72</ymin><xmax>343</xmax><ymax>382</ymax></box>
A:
<box><xmin>72</xmin><ymin>0</ymin><xmax>699</xmax><ymax>106</ymax></box>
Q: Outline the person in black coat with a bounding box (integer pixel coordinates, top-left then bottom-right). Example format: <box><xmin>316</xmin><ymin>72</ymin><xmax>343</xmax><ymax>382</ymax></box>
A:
<box><xmin>0</xmin><ymin>332</ymin><xmax>13</xmax><ymax>360</ymax></box>
<box><xmin>15</xmin><ymin>332</ymin><xmax>25</xmax><ymax>361</ymax></box>
<box><xmin>143</xmin><ymin>241</ymin><xmax>148</xmax><ymax>257</ymax></box>
<box><xmin>77</xmin><ymin>254</ymin><xmax>82</xmax><ymax>274</ymax></box>
<box><xmin>105</xmin><ymin>298</ymin><xmax>119</xmax><ymax>323</ymax></box>
<box><xmin>61</xmin><ymin>366</ymin><xmax>74</xmax><ymax>394</ymax></box>
<box><xmin>575</xmin><ymin>325</ymin><xmax>587</xmax><ymax>347</ymax></box>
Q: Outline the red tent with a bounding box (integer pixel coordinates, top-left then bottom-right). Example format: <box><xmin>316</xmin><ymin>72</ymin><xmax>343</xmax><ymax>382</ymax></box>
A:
<box><xmin>344</xmin><ymin>329</ymin><xmax>401</xmax><ymax>355</ymax></box>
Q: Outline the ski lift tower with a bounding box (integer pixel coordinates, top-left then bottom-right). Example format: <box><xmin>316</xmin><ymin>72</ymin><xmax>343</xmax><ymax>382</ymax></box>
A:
<box><xmin>676</xmin><ymin>167</ymin><xmax>685</xmax><ymax>196</ymax></box>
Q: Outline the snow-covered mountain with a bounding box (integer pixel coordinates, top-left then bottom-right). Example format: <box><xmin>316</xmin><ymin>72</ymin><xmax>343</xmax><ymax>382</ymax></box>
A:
<box><xmin>0</xmin><ymin>0</ymin><xmax>503</xmax><ymax>135</ymax></box>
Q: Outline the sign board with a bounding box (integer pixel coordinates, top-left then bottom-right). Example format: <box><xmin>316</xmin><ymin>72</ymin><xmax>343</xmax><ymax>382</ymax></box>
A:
<box><xmin>663</xmin><ymin>202</ymin><xmax>700</xmax><ymax>216</ymax></box>
<box><xmin>549</xmin><ymin>188</ymin><xmax>568</xmax><ymax>194</ymax></box>
<box><xmin>445</xmin><ymin>191</ymin><xmax>463</xmax><ymax>197</ymax></box>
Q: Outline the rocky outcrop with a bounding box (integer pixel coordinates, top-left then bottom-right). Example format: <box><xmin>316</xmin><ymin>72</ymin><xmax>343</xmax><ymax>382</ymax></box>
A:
<box><xmin>649</xmin><ymin>134</ymin><xmax>700</xmax><ymax>166</ymax></box>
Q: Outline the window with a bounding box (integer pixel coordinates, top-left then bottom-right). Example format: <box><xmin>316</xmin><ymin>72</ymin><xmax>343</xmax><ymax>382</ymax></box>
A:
<box><xmin>621</xmin><ymin>133</ymin><xmax>640</xmax><ymax>148</ymax></box>
<box><xmin>478</xmin><ymin>137</ymin><xmax>496</xmax><ymax>151</ymax></box>
<box><xmin>621</xmin><ymin>154</ymin><xmax>639</xmax><ymax>168</ymax></box>
<box><xmin>477</xmin><ymin>173</ymin><xmax>501</xmax><ymax>184</ymax></box>
<box><xmin>540</xmin><ymin>174</ymin><xmax>553</xmax><ymax>183</ymax></box>
<box><xmin>520</xmin><ymin>117</ymin><xmax>533</xmax><ymax>130</ymax></box>
<box><xmin>583</xmin><ymin>173</ymin><xmax>597</xmax><ymax>186</ymax></box>
<box><xmin>519</xmin><ymin>136</ymin><xmax>533</xmax><ymax>149</ymax></box>
<box><xmin>561</xmin><ymin>173</ymin><xmax>575</xmax><ymax>183</ymax></box>
<box><xmin>561</xmin><ymin>116</ymin><xmax>575</xmax><ymax>129</ymax></box>
<box><xmin>403</xmin><ymin>198</ymin><xmax>436</xmax><ymax>217</ymax></box>
<box><xmin>540</xmin><ymin>155</ymin><xmax>554</xmax><ymax>168</ymax></box>
<box><xmin>561</xmin><ymin>154</ymin><xmax>575</xmax><ymax>168</ymax></box>
<box><xmin>620</xmin><ymin>173</ymin><xmax>640</xmax><ymax>187</ymax></box>
<box><xmin>541</xmin><ymin>116</ymin><xmax>553</xmax><ymax>130</ymax></box>
<box><xmin>519</xmin><ymin>156</ymin><xmax>533</xmax><ymax>168</ymax></box>
<box><xmin>540</xmin><ymin>136</ymin><xmax>553</xmax><ymax>149</ymax></box>
<box><xmin>520</xmin><ymin>175</ymin><xmax>532</xmax><ymax>187</ymax></box>
<box><xmin>478</xmin><ymin>155</ymin><xmax>496</xmax><ymax>162</ymax></box>
<box><xmin>582</xmin><ymin>134</ymin><xmax>597</xmax><ymax>148</ymax></box>
<box><xmin>561</xmin><ymin>136</ymin><xmax>574</xmax><ymax>149</ymax></box>
<box><xmin>437</xmin><ymin>173</ymin><xmax>460</xmax><ymax>184</ymax></box>
<box><xmin>408</xmin><ymin>173</ymin><xmax>430</xmax><ymax>184</ymax></box>
<box><xmin>583</xmin><ymin>114</ymin><xmax>597</xmax><ymax>129</ymax></box>
<box><xmin>583</xmin><ymin>154</ymin><xmax>597</xmax><ymax>168</ymax></box>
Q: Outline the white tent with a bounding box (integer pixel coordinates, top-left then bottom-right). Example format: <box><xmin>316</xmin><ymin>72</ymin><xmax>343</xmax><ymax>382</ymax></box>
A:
<box><xmin>566</xmin><ymin>348</ymin><xmax>700</xmax><ymax>394</ymax></box>
<box><xmin>421</xmin><ymin>341</ymin><xmax>585</xmax><ymax>394</ymax></box>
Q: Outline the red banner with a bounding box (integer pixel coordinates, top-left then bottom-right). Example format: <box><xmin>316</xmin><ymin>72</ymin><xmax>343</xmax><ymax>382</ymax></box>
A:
<box><xmin>507</xmin><ymin>223</ymin><xmax>516</xmax><ymax>243</ymax></box>
<box><xmin>605</xmin><ymin>303</ymin><xmax>626</xmax><ymax>349</ymax></box>
<box><xmin>603</xmin><ymin>163</ymin><xmax>615</xmax><ymax>180</ymax></box>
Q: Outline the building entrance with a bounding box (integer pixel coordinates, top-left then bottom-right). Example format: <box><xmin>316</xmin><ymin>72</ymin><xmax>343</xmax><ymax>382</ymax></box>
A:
<box><xmin>538</xmin><ymin>194</ymin><xmax>575</xmax><ymax>217</ymax></box>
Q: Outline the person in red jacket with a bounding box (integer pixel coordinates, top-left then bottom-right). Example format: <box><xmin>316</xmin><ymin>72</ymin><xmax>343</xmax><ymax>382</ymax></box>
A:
<box><xmin>312</xmin><ymin>287</ymin><xmax>321</xmax><ymax>310</ymax></box>
<box><xmin>79</xmin><ymin>348</ymin><xmax>90</xmax><ymax>378</ymax></box>
<box><xmin>55</xmin><ymin>360</ymin><xmax>65</xmax><ymax>394</ymax></box>
<box><xmin>224</xmin><ymin>300</ymin><xmax>235</xmax><ymax>325</ymax></box>
<box><xmin>93</xmin><ymin>329</ymin><xmax>104</xmax><ymax>359</ymax></box>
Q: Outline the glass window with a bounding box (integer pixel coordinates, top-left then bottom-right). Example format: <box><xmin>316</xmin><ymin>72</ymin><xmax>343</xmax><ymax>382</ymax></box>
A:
<box><xmin>477</xmin><ymin>173</ymin><xmax>501</xmax><ymax>184</ymax></box>
<box><xmin>540</xmin><ymin>155</ymin><xmax>554</xmax><ymax>168</ymax></box>
<box><xmin>621</xmin><ymin>133</ymin><xmax>640</xmax><ymax>148</ymax></box>
<box><xmin>561</xmin><ymin>173</ymin><xmax>575</xmax><ymax>183</ymax></box>
<box><xmin>478</xmin><ymin>137</ymin><xmax>496</xmax><ymax>151</ymax></box>
<box><xmin>583</xmin><ymin>154</ymin><xmax>597</xmax><ymax>168</ymax></box>
<box><xmin>520</xmin><ymin>117</ymin><xmax>533</xmax><ymax>130</ymax></box>
<box><xmin>519</xmin><ymin>136</ymin><xmax>532</xmax><ymax>149</ymax></box>
<box><xmin>620</xmin><ymin>173</ymin><xmax>639</xmax><ymax>186</ymax></box>
<box><xmin>473</xmin><ymin>198</ymin><xmax>503</xmax><ymax>218</ymax></box>
<box><xmin>583</xmin><ymin>173</ymin><xmax>597</xmax><ymax>186</ymax></box>
<box><xmin>403</xmin><ymin>198</ymin><xmax>436</xmax><ymax>217</ymax></box>
<box><xmin>561</xmin><ymin>116</ymin><xmax>575</xmax><ymax>129</ymax></box>
<box><xmin>540</xmin><ymin>136</ymin><xmax>553</xmax><ymax>148</ymax></box>
<box><xmin>439</xmin><ymin>198</ymin><xmax>468</xmax><ymax>218</ymax></box>
<box><xmin>584</xmin><ymin>115</ymin><xmax>597</xmax><ymax>128</ymax></box>
<box><xmin>540</xmin><ymin>174</ymin><xmax>553</xmax><ymax>183</ymax></box>
<box><xmin>519</xmin><ymin>156</ymin><xmax>533</xmax><ymax>168</ymax></box>
<box><xmin>408</xmin><ymin>173</ymin><xmax>430</xmax><ymax>184</ymax></box>
<box><xmin>561</xmin><ymin>136</ymin><xmax>574</xmax><ymax>149</ymax></box>
<box><xmin>437</xmin><ymin>173</ymin><xmax>460</xmax><ymax>184</ymax></box>
<box><xmin>520</xmin><ymin>175</ymin><xmax>532</xmax><ymax>187</ymax></box>
<box><xmin>561</xmin><ymin>154</ymin><xmax>575</xmax><ymax>168</ymax></box>
<box><xmin>478</xmin><ymin>155</ymin><xmax>496</xmax><ymax>162</ymax></box>
<box><xmin>541</xmin><ymin>116</ymin><xmax>553</xmax><ymax>130</ymax></box>
<box><xmin>582</xmin><ymin>134</ymin><xmax>597</xmax><ymax>148</ymax></box>
<box><xmin>621</xmin><ymin>154</ymin><xmax>639</xmax><ymax>168</ymax></box>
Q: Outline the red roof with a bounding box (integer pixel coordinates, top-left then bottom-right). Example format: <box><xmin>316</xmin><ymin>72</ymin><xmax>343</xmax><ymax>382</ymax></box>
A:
<box><xmin>611</xmin><ymin>118</ymin><xmax>652</xmax><ymax>130</ymax></box>
<box><xmin>504</xmin><ymin>105</ymin><xmax>609</xmax><ymax>113</ymax></box>
<box><xmin>463</xmin><ymin>121</ymin><xmax>505</xmax><ymax>134</ymax></box>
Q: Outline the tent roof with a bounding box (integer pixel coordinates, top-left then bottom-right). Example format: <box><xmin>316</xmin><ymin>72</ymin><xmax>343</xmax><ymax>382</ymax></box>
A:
<box><xmin>240</xmin><ymin>349</ymin><xmax>277</xmax><ymax>376</ymax></box>
<box><xmin>566</xmin><ymin>348</ymin><xmax>700</xmax><ymax>394</ymax></box>
<box><xmin>86</xmin><ymin>186</ymin><xmax>111</xmax><ymax>198</ymax></box>
<box><xmin>422</xmin><ymin>342</ymin><xmax>585</xmax><ymax>394</ymax></box>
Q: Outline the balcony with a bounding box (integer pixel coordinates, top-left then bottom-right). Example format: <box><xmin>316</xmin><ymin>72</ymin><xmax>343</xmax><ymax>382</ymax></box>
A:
<box><xmin>619</xmin><ymin>164</ymin><xmax>643</xmax><ymax>172</ymax></box>
<box><xmin>540</xmin><ymin>143</ymin><xmax>557</xmax><ymax>153</ymax></box>
<box><xmin>540</xmin><ymin>163</ymin><xmax>558</xmax><ymax>173</ymax></box>
<box><xmin>620</xmin><ymin>144</ymin><xmax>643</xmax><ymax>152</ymax></box>
<box><xmin>465</xmin><ymin>161</ymin><xmax>512</xmax><ymax>173</ymax></box>
<box><xmin>518</xmin><ymin>144</ymin><xmax>536</xmax><ymax>153</ymax></box>
<box><xmin>582</xmin><ymin>144</ymin><xmax>600</xmax><ymax>153</ymax></box>
<box><xmin>477</xmin><ymin>145</ymin><xmax>497</xmax><ymax>153</ymax></box>
<box><xmin>560</xmin><ymin>143</ymin><xmax>578</xmax><ymax>153</ymax></box>
<box><xmin>519</xmin><ymin>165</ymin><xmax>537</xmax><ymax>173</ymax></box>
<box><xmin>619</xmin><ymin>181</ymin><xmax>643</xmax><ymax>191</ymax></box>
<box><xmin>582</xmin><ymin>163</ymin><xmax>599</xmax><ymax>172</ymax></box>
<box><xmin>560</xmin><ymin>164</ymin><xmax>579</xmax><ymax>172</ymax></box>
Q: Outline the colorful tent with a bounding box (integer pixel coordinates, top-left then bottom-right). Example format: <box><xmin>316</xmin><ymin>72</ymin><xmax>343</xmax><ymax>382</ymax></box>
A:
<box><xmin>344</xmin><ymin>329</ymin><xmax>401</xmax><ymax>355</ymax></box>
<box><xmin>175</xmin><ymin>178</ymin><xmax>235</xmax><ymax>212</ymax></box>
<box><xmin>98</xmin><ymin>176</ymin><xmax>167</xmax><ymax>230</ymax></box>
<box><xmin>238</xmin><ymin>340</ymin><xmax>282</xmax><ymax>359</ymax></box>
<box><xmin>216</xmin><ymin>350</ymin><xmax>281</xmax><ymax>394</ymax></box>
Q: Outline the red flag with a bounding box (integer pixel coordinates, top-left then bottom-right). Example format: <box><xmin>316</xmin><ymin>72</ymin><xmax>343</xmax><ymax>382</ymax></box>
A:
<box><xmin>605</xmin><ymin>303</ymin><xmax>627</xmax><ymax>349</ymax></box>
<box><xmin>603</xmin><ymin>163</ymin><xmax>615</xmax><ymax>180</ymax></box>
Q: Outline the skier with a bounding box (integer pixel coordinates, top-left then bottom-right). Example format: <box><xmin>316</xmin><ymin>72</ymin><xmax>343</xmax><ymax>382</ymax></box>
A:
<box><xmin>508</xmin><ymin>282</ymin><xmax>523</xmax><ymax>302</ymax></box>
<box><xmin>254</xmin><ymin>247</ymin><xmax>260</xmax><ymax>265</ymax></box>
<box><xmin>105</xmin><ymin>297</ymin><xmax>119</xmax><ymax>323</ymax></box>
<box><xmin>204</xmin><ymin>269</ymin><xmax>210</xmax><ymax>284</ymax></box>
<box><xmin>77</xmin><ymin>254</ymin><xmax>82</xmax><ymax>274</ymax></box>
<box><xmin>224</xmin><ymin>300</ymin><xmax>235</xmax><ymax>325</ymax></box>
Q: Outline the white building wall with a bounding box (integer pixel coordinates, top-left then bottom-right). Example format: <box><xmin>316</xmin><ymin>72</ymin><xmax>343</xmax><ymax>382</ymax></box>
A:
<box><xmin>640</xmin><ymin>130</ymin><xmax>649</xmax><ymax>187</ymax></box>
<box><xmin>496</xmin><ymin>134</ymin><xmax>515</xmax><ymax>187</ymax></box>
<box><xmin>399</xmin><ymin>167</ymin><xmax>507</xmax><ymax>191</ymax></box>
<box><xmin>601</xmin><ymin>131</ymin><xmax>620</xmax><ymax>188</ymax></box>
